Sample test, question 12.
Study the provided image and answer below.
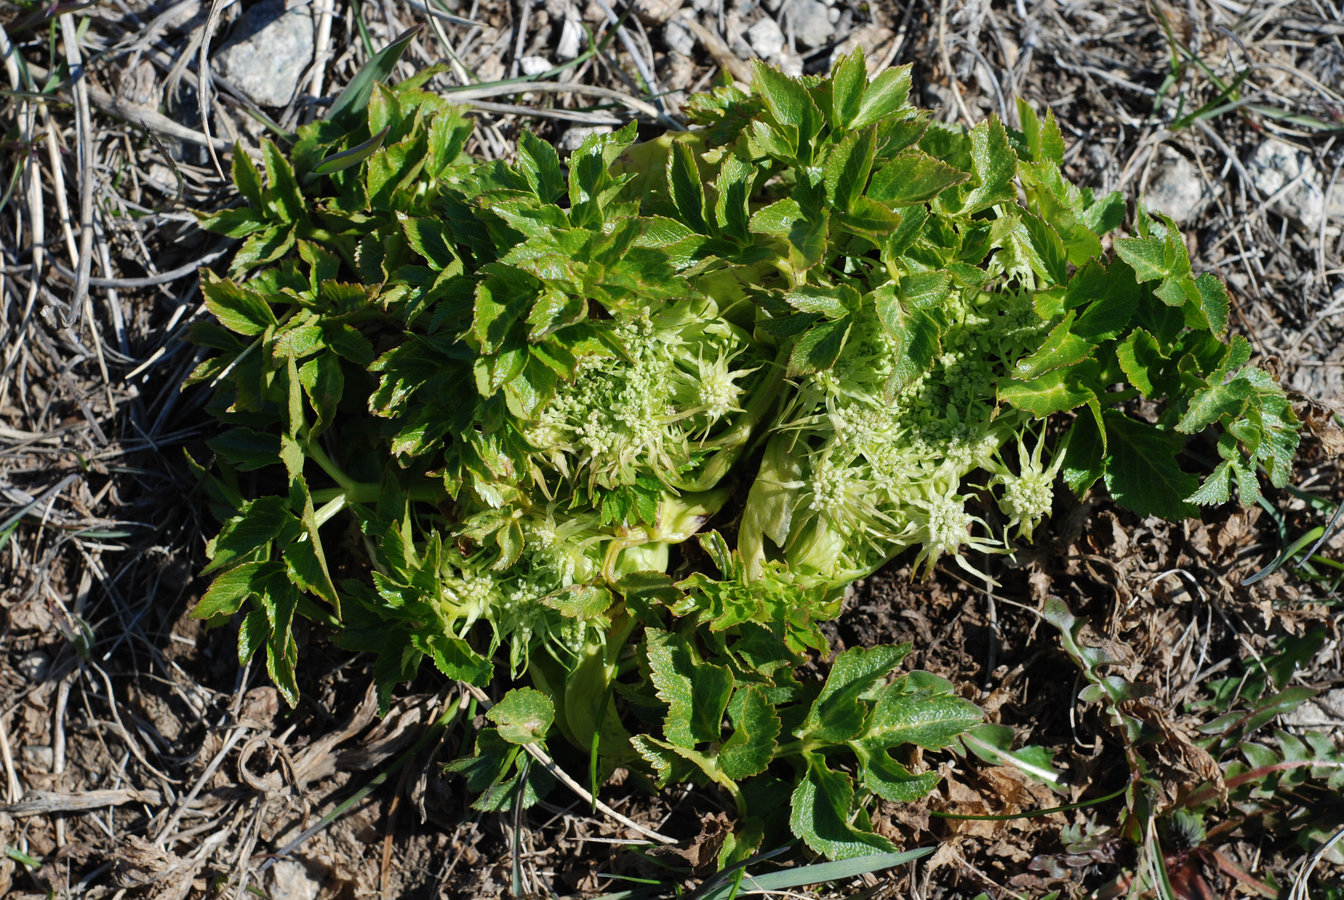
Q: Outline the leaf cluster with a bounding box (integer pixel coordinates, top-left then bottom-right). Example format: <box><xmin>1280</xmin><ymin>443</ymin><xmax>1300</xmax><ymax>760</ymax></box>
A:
<box><xmin>189</xmin><ymin>50</ymin><xmax>1301</xmax><ymax>862</ymax></box>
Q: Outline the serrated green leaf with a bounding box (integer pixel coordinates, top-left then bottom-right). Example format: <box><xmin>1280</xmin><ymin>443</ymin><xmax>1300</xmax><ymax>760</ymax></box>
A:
<box><xmin>800</xmin><ymin>644</ymin><xmax>909</xmax><ymax>744</ymax></box>
<box><xmin>1186</xmin><ymin>460</ymin><xmax>1233</xmax><ymax>506</ymax></box>
<box><xmin>202</xmin><ymin>272</ymin><xmax>277</xmax><ymax>336</ymax></box>
<box><xmin>1017</xmin><ymin>99</ymin><xmax>1065</xmax><ymax>164</ymax></box>
<box><xmin>1000</xmin><ymin>363</ymin><xmax>1098</xmax><ymax>417</ymax></box>
<box><xmin>960</xmin><ymin>116</ymin><xmax>1017</xmax><ymax>213</ymax></box>
<box><xmin>867</xmin><ymin>149</ymin><xmax>968</xmax><ymax>206</ymax></box>
<box><xmin>1062</xmin><ymin>402</ymin><xmax>1106</xmax><ymax>496</ymax></box>
<box><xmin>645</xmin><ymin>629</ymin><xmax>734</xmax><ymax>748</ymax></box>
<box><xmin>238</xmin><ymin>607</ymin><xmax>269</xmax><ymax>666</ymax></box>
<box><xmin>203</xmin><ymin>496</ymin><xmax>300</xmax><ymax>575</ymax></box>
<box><xmin>788</xmin><ymin>315</ymin><xmax>850</xmax><ymax>376</ymax></box>
<box><xmin>667</xmin><ymin>141</ymin><xmax>708</xmax><ymax>233</ymax></box>
<box><xmin>858</xmin><ymin>679</ymin><xmax>983</xmax><ymax>752</ymax></box>
<box><xmin>1115</xmin><ymin>327</ymin><xmax>1166</xmax><ymax>397</ymax></box>
<box><xmin>1193</xmin><ymin>272</ymin><xmax>1229</xmax><ymax>335</ymax></box>
<box><xmin>207</xmin><ymin>428</ymin><xmax>282</xmax><ymax>471</ymax></box>
<box><xmin>858</xmin><ymin>751</ymin><xmax>940</xmax><ymax>803</ymax></box>
<box><xmin>261</xmin><ymin>139</ymin><xmax>305</xmax><ymax>225</ymax></box>
<box><xmin>719</xmin><ymin>686</ymin><xmax>782</xmax><ymax>780</ymax></box>
<box><xmin>1012</xmin><ymin>311</ymin><xmax>1093</xmax><ymax>380</ymax></box>
<box><xmin>1102</xmin><ymin>411</ymin><xmax>1198</xmax><ymax>520</ymax></box>
<box><xmin>753</xmin><ymin>61</ymin><xmax>810</xmax><ymax>129</ymax></box>
<box><xmin>195</xmin><ymin>561</ymin><xmax>283</xmax><ymax>619</ymax></box>
<box><xmin>829</xmin><ymin>47</ymin><xmax>866</xmax><ymax>129</ymax></box>
<box><xmin>852</xmin><ymin>64</ymin><xmax>912</xmax><ymax>129</ymax></box>
<box><xmin>517</xmin><ymin>129</ymin><xmax>564</xmax><ymax>202</ymax></box>
<box><xmin>232</xmin><ymin>144</ymin><xmax>264</xmax><ymax>207</ymax></box>
<box><xmin>412</xmin><ymin>631</ymin><xmax>493</xmax><ymax>685</ymax></box>
<box><xmin>488</xmin><ymin>687</ymin><xmax>555</xmax><ymax>745</ymax></box>
<box><xmin>790</xmin><ymin>754</ymin><xmax>896</xmax><ymax>859</ymax></box>
<box><xmin>824</xmin><ymin>127</ymin><xmax>876</xmax><ymax>213</ymax></box>
<box><xmin>1019</xmin><ymin>210</ymin><xmax>1068</xmax><ymax>284</ymax></box>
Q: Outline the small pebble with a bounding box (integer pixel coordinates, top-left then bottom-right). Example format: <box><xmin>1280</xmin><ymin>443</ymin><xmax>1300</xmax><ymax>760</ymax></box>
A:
<box><xmin>785</xmin><ymin>0</ymin><xmax>833</xmax><ymax>49</ymax></box>
<box><xmin>519</xmin><ymin>55</ymin><xmax>552</xmax><ymax>77</ymax></box>
<box><xmin>214</xmin><ymin>0</ymin><xmax>315</xmax><ymax>108</ymax></box>
<box><xmin>664</xmin><ymin>19</ymin><xmax>696</xmax><ymax>57</ymax></box>
<box><xmin>17</xmin><ymin>651</ymin><xmax>49</xmax><ymax>683</ymax></box>
<box><xmin>746</xmin><ymin>16</ymin><xmax>785</xmax><ymax>60</ymax></box>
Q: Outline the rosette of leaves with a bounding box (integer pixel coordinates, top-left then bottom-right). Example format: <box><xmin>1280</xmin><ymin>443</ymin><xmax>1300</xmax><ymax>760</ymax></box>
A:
<box><xmin>189</xmin><ymin>49</ymin><xmax>1299</xmax><ymax>862</ymax></box>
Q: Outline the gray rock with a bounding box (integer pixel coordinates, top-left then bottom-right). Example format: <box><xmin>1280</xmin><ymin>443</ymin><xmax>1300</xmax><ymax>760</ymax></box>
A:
<box><xmin>265</xmin><ymin>859</ymin><xmax>321</xmax><ymax>900</ymax></box>
<box><xmin>1248</xmin><ymin>139</ymin><xmax>1344</xmax><ymax>234</ymax></box>
<box><xmin>746</xmin><ymin>16</ymin><xmax>785</xmax><ymax>61</ymax></box>
<box><xmin>1142</xmin><ymin>145</ymin><xmax>1209</xmax><ymax>223</ymax></box>
<box><xmin>784</xmin><ymin>0</ymin><xmax>832</xmax><ymax>49</ymax></box>
<box><xmin>555</xmin><ymin>7</ymin><xmax>584</xmax><ymax>59</ymax></box>
<box><xmin>664</xmin><ymin>19</ymin><xmax>696</xmax><ymax>58</ymax></box>
<box><xmin>214</xmin><ymin>0</ymin><xmax>314</xmax><ymax>108</ymax></box>
<box><xmin>1281</xmin><ymin>687</ymin><xmax>1344</xmax><ymax>731</ymax></box>
<box><xmin>558</xmin><ymin>125</ymin><xmax>610</xmax><ymax>154</ymax></box>
<box><xmin>17</xmin><ymin>651</ymin><xmax>49</xmax><ymax>682</ymax></box>
<box><xmin>519</xmin><ymin>55</ymin><xmax>552</xmax><ymax>76</ymax></box>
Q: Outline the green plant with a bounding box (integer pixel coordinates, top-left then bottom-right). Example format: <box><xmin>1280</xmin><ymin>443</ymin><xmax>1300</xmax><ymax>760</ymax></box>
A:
<box><xmin>188</xmin><ymin>49</ymin><xmax>1300</xmax><ymax>862</ymax></box>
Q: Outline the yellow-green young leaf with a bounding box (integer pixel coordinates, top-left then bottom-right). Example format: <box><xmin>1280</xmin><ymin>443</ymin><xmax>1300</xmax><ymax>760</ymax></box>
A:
<box><xmin>790</xmin><ymin>753</ymin><xmax>896</xmax><ymax>859</ymax></box>
<box><xmin>829</xmin><ymin>47</ymin><xmax>867</xmax><ymax>128</ymax></box>
<box><xmin>488</xmin><ymin>687</ymin><xmax>555</xmax><ymax>745</ymax></box>
<box><xmin>852</xmin><ymin>64</ymin><xmax>912</xmax><ymax>129</ymax></box>
<box><xmin>823</xmin><ymin>127</ymin><xmax>876</xmax><ymax>213</ymax></box>
<box><xmin>195</xmin><ymin>561</ymin><xmax>281</xmax><ymax>619</ymax></box>
<box><xmin>540</xmin><ymin>583</ymin><xmax>611</xmax><ymax>618</ymax></box>
<box><xmin>960</xmin><ymin>116</ymin><xmax>1017</xmax><ymax>213</ymax></box>
<box><xmin>866</xmin><ymin>149</ymin><xmax>968</xmax><ymax>206</ymax></box>
<box><xmin>232</xmin><ymin>143</ymin><xmax>264</xmax><ymax>206</ymax></box>
<box><xmin>261</xmin><ymin>139</ymin><xmax>305</xmax><ymax>225</ymax></box>
<box><xmin>202</xmin><ymin>272</ymin><xmax>277</xmax><ymax>336</ymax></box>
<box><xmin>752</xmin><ymin>60</ymin><xmax>810</xmax><ymax>130</ymax></box>
<box><xmin>1016</xmin><ymin>98</ymin><xmax>1065</xmax><ymax>165</ymax></box>
<box><xmin>749</xmin><ymin>197</ymin><xmax>803</xmax><ymax>237</ymax></box>
<box><xmin>1115</xmin><ymin>328</ymin><xmax>1167</xmax><ymax>397</ymax></box>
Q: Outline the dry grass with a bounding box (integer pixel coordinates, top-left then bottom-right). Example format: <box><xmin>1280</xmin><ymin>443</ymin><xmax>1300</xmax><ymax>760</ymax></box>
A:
<box><xmin>1</xmin><ymin>0</ymin><xmax>1342</xmax><ymax>897</ymax></box>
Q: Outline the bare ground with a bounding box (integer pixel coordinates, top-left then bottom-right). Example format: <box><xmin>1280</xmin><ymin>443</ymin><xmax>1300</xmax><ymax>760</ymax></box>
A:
<box><xmin>2</xmin><ymin>0</ymin><xmax>1343</xmax><ymax>897</ymax></box>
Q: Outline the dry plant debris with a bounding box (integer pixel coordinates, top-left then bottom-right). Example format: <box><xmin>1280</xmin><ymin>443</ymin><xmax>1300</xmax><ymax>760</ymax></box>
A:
<box><xmin>1</xmin><ymin>1</ymin><xmax>1343</xmax><ymax>898</ymax></box>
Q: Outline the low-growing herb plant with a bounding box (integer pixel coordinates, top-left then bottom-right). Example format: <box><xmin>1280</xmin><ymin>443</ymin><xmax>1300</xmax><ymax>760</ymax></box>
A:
<box><xmin>188</xmin><ymin>49</ymin><xmax>1300</xmax><ymax>863</ymax></box>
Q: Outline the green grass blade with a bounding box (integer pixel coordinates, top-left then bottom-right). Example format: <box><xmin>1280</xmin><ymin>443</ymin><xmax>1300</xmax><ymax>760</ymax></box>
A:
<box><xmin>324</xmin><ymin>25</ymin><xmax>422</xmax><ymax>125</ymax></box>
